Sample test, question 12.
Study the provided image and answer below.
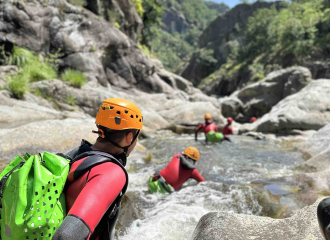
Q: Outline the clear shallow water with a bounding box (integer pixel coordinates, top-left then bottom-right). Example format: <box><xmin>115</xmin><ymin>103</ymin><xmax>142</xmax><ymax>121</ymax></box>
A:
<box><xmin>117</xmin><ymin>133</ymin><xmax>305</xmax><ymax>240</ymax></box>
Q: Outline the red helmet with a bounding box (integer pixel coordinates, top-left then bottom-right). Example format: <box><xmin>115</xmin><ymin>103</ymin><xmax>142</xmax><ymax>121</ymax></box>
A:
<box><xmin>227</xmin><ymin>117</ymin><xmax>233</xmax><ymax>124</ymax></box>
<box><xmin>250</xmin><ymin>117</ymin><xmax>257</xmax><ymax>123</ymax></box>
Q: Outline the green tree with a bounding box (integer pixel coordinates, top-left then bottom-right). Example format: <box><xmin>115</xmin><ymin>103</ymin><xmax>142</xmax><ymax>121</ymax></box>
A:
<box><xmin>140</xmin><ymin>0</ymin><xmax>164</xmax><ymax>49</ymax></box>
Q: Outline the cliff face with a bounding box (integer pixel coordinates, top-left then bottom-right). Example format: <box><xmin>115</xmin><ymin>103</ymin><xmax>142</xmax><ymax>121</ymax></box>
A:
<box><xmin>0</xmin><ymin>0</ymin><xmax>225</xmax><ymax>137</ymax></box>
<box><xmin>162</xmin><ymin>0</ymin><xmax>229</xmax><ymax>34</ymax></box>
<box><xmin>160</xmin><ymin>0</ymin><xmax>229</xmax><ymax>35</ymax></box>
<box><xmin>0</xmin><ymin>0</ymin><xmax>161</xmax><ymax>92</ymax></box>
<box><xmin>70</xmin><ymin>0</ymin><xmax>143</xmax><ymax>43</ymax></box>
<box><xmin>181</xmin><ymin>1</ymin><xmax>283</xmax><ymax>86</ymax></box>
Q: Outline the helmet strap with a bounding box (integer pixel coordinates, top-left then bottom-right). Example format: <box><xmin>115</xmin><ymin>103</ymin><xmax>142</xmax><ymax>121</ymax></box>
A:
<box><xmin>93</xmin><ymin>129</ymin><xmax>140</xmax><ymax>155</ymax></box>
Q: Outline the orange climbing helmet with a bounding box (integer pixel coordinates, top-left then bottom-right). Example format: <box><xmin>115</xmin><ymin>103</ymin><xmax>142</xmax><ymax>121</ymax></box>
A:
<box><xmin>183</xmin><ymin>146</ymin><xmax>200</xmax><ymax>161</ymax></box>
<box><xmin>95</xmin><ymin>98</ymin><xmax>143</xmax><ymax>130</ymax></box>
<box><xmin>227</xmin><ymin>117</ymin><xmax>233</xmax><ymax>124</ymax></box>
<box><xmin>205</xmin><ymin>114</ymin><xmax>212</xmax><ymax>120</ymax></box>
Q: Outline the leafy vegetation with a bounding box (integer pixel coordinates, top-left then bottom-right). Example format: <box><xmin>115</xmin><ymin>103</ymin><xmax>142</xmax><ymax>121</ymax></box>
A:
<box><xmin>61</xmin><ymin>69</ymin><xmax>86</xmax><ymax>88</ymax></box>
<box><xmin>149</xmin><ymin>31</ymin><xmax>193</xmax><ymax>71</ymax></box>
<box><xmin>7</xmin><ymin>72</ymin><xmax>30</xmax><ymax>99</ymax></box>
<box><xmin>4</xmin><ymin>46</ymin><xmax>57</xmax><ymax>99</ymax></box>
<box><xmin>140</xmin><ymin>0</ymin><xmax>164</xmax><ymax>48</ymax></box>
<box><xmin>138</xmin><ymin>0</ymin><xmax>228</xmax><ymax>71</ymax></box>
<box><xmin>133</xmin><ymin>0</ymin><xmax>144</xmax><ymax>18</ymax></box>
<box><xmin>66</xmin><ymin>95</ymin><xmax>77</xmax><ymax>106</ymax></box>
<box><xmin>211</xmin><ymin>0</ymin><xmax>330</xmax><ymax>87</ymax></box>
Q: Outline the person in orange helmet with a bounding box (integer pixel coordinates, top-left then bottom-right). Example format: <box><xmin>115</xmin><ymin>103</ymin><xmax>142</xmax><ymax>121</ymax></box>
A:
<box><xmin>53</xmin><ymin>98</ymin><xmax>143</xmax><ymax>240</ymax></box>
<box><xmin>149</xmin><ymin>147</ymin><xmax>205</xmax><ymax>193</ymax></box>
<box><xmin>222</xmin><ymin>117</ymin><xmax>234</xmax><ymax>135</ymax></box>
<box><xmin>195</xmin><ymin>114</ymin><xmax>231</xmax><ymax>142</ymax></box>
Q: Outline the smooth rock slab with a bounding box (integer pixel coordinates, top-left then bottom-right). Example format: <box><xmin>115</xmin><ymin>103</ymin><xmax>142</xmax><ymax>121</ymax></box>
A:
<box><xmin>191</xmin><ymin>199</ymin><xmax>324</xmax><ymax>240</ymax></box>
<box><xmin>0</xmin><ymin>118</ymin><xmax>96</xmax><ymax>160</ymax></box>
<box><xmin>255</xmin><ymin>80</ymin><xmax>330</xmax><ymax>133</ymax></box>
<box><xmin>297</xmin><ymin>123</ymin><xmax>330</xmax><ymax>157</ymax></box>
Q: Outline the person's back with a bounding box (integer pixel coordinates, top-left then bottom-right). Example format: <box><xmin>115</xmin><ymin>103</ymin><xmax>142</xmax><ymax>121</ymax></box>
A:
<box><xmin>222</xmin><ymin>117</ymin><xmax>234</xmax><ymax>135</ymax></box>
<box><xmin>148</xmin><ymin>147</ymin><xmax>204</xmax><ymax>193</ymax></box>
<box><xmin>53</xmin><ymin>98</ymin><xmax>143</xmax><ymax>240</ymax></box>
<box><xmin>160</xmin><ymin>153</ymin><xmax>204</xmax><ymax>190</ymax></box>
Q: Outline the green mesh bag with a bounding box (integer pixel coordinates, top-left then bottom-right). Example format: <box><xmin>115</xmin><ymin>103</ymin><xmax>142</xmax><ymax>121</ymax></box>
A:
<box><xmin>0</xmin><ymin>152</ymin><xmax>70</xmax><ymax>240</ymax></box>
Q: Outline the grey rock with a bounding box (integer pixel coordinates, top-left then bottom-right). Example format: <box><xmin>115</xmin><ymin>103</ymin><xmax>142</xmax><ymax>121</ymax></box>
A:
<box><xmin>0</xmin><ymin>90</ymin><xmax>63</xmax><ymax>129</ymax></box>
<box><xmin>0</xmin><ymin>0</ymin><xmax>193</xmax><ymax>95</ymax></box>
<box><xmin>255</xmin><ymin>80</ymin><xmax>330</xmax><ymax>133</ymax></box>
<box><xmin>303</xmin><ymin>61</ymin><xmax>330</xmax><ymax>79</ymax></box>
<box><xmin>161</xmin><ymin>7</ymin><xmax>190</xmax><ymax>34</ymax></box>
<box><xmin>0</xmin><ymin>118</ymin><xmax>96</xmax><ymax>159</ymax></box>
<box><xmin>297</xmin><ymin>123</ymin><xmax>330</xmax><ymax>157</ymax></box>
<box><xmin>221</xmin><ymin>67</ymin><xmax>312</xmax><ymax>121</ymax></box>
<box><xmin>220</xmin><ymin>95</ymin><xmax>244</xmax><ymax>119</ymax></box>
<box><xmin>189</xmin><ymin>93</ymin><xmax>220</xmax><ymax>108</ymax></box>
<box><xmin>30</xmin><ymin>80</ymin><xmax>220</xmax><ymax>130</ymax></box>
<box><xmin>85</xmin><ymin>0</ymin><xmax>143</xmax><ymax>42</ymax></box>
<box><xmin>243</xmin><ymin>131</ymin><xmax>266</xmax><ymax>140</ymax></box>
<box><xmin>159</xmin><ymin>101</ymin><xmax>223</xmax><ymax>126</ymax></box>
<box><xmin>0</xmin><ymin>65</ymin><xmax>18</xmax><ymax>88</ymax></box>
<box><xmin>191</xmin><ymin>199</ymin><xmax>324</xmax><ymax>240</ymax></box>
<box><xmin>62</xmin><ymin>52</ymin><xmax>108</xmax><ymax>86</ymax></box>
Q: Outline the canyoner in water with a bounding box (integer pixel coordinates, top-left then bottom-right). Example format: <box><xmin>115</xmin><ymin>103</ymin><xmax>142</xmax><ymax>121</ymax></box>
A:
<box><xmin>0</xmin><ymin>98</ymin><xmax>143</xmax><ymax>240</ymax></box>
<box><xmin>222</xmin><ymin>117</ymin><xmax>234</xmax><ymax>135</ymax></box>
<box><xmin>149</xmin><ymin>147</ymin><xmax>205</xmax><ymax>193</ymax></box>
<box><xmin>195</xmin><ymin>114</ymin><xmax>231</xmax><ymax>143</ymax></box>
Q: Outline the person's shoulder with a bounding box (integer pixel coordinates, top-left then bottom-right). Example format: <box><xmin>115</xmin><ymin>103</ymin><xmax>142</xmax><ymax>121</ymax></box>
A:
<box><xmin>91</xmin><ymin>162</ymin><xmax>126</xmax><ymax>178</ymax></box>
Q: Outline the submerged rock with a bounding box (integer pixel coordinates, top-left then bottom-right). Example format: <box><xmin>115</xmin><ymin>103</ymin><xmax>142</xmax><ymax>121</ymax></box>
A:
<box><xmin>191</xmin><ymin>198</ymin><xmax>324</xmax><ymax>240</ymax></box>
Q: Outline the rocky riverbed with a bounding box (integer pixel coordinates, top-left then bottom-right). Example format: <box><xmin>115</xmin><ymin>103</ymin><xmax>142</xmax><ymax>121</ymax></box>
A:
<box><xmin>1</xmin><ymin>0</ymin><xmax>330</xmax><ymax>239</ymax></box>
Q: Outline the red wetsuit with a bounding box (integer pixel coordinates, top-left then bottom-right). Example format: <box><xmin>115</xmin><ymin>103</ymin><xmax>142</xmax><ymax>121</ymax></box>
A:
<box><xmin>222</xmin><ymin>124</ymin><xmax>234</xmax><ymax>135</ymax></box>
<box><xmin>196</xmin><ymin>122</ymin><xmax>218</xmax><ymax>135</ymax></box>
<box><xmin>53</xmin><ymin>140</ymin><xmax>127</xmax><ymax>240</ymax></box>
<box><xmin>65</xmin><ymin>159</ymin><xmax>126</xmax><ymax>239</ymax></box>
<box><xmin>159</xmin><ymin>153</ymin><xmax>204</xmax><ymax>190</ymax></box>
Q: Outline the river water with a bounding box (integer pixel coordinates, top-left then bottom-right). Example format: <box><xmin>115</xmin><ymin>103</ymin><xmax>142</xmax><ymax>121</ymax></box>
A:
<box><xmin>117</xmin><ymin>132</ymin><xmax>304</xmax><ymax>240</ymax></box>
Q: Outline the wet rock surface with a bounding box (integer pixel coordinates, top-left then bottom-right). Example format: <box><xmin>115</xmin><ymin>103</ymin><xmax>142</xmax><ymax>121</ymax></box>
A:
<box><xmin>191</xmin><ymin>199</ymin><xmax>324</xmax><ymax>240</ymax></box>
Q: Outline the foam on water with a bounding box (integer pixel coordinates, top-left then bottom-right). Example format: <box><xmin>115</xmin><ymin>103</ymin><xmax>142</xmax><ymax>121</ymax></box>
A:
<box><xmin>118</xmin><ymin>182</ymin><xmax>262</xmax><ymax>240</ymax></box>
<box><xmin>117</xmin><ymin>133</ymin><xmax>305</xmax><ymax>240</ymax></box>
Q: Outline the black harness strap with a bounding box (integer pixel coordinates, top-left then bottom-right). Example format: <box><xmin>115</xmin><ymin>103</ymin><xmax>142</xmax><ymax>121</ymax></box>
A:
<box><xmin>71</xmin><ymin>151</ymin><xmax>129</xmax><ymax>195</ymax></box>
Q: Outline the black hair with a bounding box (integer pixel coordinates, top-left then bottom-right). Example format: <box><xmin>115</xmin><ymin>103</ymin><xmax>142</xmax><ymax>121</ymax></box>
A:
<box><xmin>183</xmin><ymin>154</ymin><xmax>197</xmax><ymax>165</ymax></box>
<box><xmin>96</xmin><ymin>125</ymin><xmax>139</xmax><ymax>145</ymax></box>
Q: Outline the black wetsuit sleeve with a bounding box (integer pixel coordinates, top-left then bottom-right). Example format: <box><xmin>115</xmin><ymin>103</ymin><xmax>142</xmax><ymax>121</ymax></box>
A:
<box><xmin>52</xmin><ymin>215</ymin><xmax>91</xmax><ymax>240</ymax></box>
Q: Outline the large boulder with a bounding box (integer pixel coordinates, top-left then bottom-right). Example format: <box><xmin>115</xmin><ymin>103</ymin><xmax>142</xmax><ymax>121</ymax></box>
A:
<box><xmin>303</xmin><ymin>61</ymin><xmax>330</xmax><ymax>80</ymax></box>
<box><xmin>85</xmin><ymin>0</ymin><xmax>143</xmax><ymax>42</ymax></box>
<box><xmin>159</xmin><ymin>101</ymin><xmax>223</xmax><ymax>126</ymax></box>
<box><xmin>191</xmin><ymin>199</ymin><xmax>324</xmax><ymax>240</ymax></box>
<box><xmin>221</xmin><ymin>67</ymin><xmax>312</xmax><ymax>121</ymax></box>
<box><xmin>30</xmin><ymin>79</ymin><xmax>221</xmax><ymax>129</ymax></box>
<box><xmin>255</xmin><ymin>80</ymin><xmax>330</xmax><ymax>133</ymax></box>
<box><xmin>0</xmin><ymin>118</ymin><xmax>95</xmax><ymax>160</ymax></box>
<box><xmin>297</xmin><ymin>124</ymin><xmax>330</xmax><ymax>157</ymax></box>
<box><xmin>0</xmin><ymin>65</ymin><xmax>18</xmax><ymax>88</ymax></box>
<box><xmin>0</xmin><ymin>90</ymin><xmax>67</xmax><ymax>129</ymax></box>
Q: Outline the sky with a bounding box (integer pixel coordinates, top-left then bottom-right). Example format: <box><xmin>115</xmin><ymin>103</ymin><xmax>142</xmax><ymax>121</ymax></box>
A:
<box><xmin>209</xmin><ymin>0</ymin><xmax>273</xmax><ymax>8</ymax></box>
